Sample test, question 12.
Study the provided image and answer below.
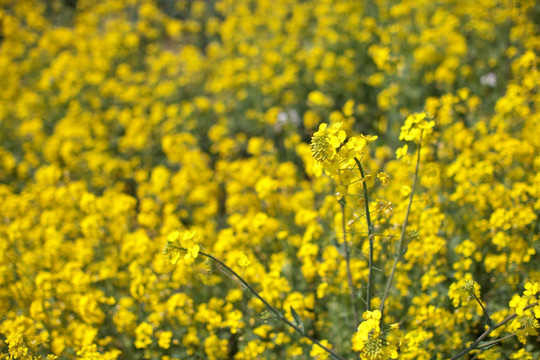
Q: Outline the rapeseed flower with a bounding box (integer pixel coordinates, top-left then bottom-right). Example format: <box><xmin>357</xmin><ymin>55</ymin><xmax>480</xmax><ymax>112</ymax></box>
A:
<box><xmin>164</xmin><ymin>230</ymin><xmax>202</xmax><ymax>264</ymax></box>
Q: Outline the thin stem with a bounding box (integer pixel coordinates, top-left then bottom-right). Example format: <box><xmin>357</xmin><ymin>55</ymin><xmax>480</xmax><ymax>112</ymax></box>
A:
<box><xmin>340</xmin><ymin>200</ymin><xmax>359</xmax><ymax>328</ymax></box>
<box><xmin>340</xmin><ymin>202</ymin><xmax>369</xmax><ymax>224</ymax></box>
<box><xmin>378</xmin><ymin>135</ymin><xmax>422</xmax><ymax>319</ymax></box>
<box><xmin>471</xmin><ymin>290</ymin><xmax>494</xmax><ymax>328</ymax></box>
<box><xmin>476</xmin><ymin>334</ymin><xmax>515</xmax><ymax>349</ymax></box>
<box><xmin>354</xmin><ymin>157</ymin><xmax>373</xmax><ymax>311</ymax></box>
<box><xmin>349</xmin><ymin>233</ymin><xmax>398</xmax><ymax>259</ymax></box>
<box><xmin>345</xmin><ymin>231</ymin><xmax>398</xmax><ymax>238</ymax></box>
<box><xmin>198</xmin><ymin>250</ymin><xmax>347</xmax><ymax>360</ymax></box>
<box><xmin>450</xmin><ymin>302</ymin><xmax>538</xmax><ymax>360</ymax></box>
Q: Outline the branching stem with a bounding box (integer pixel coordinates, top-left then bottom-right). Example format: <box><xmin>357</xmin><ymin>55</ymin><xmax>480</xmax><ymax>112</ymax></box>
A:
<box><xmin>450</xmin><ymin>302</ymin><xmax>538</xmax><ymax>360</ymax></box>
<box><xmin>476</xmin><ymin>333</ymin><xmax>515</xmax><ymax>349</ymax></box>
<box><xmin>470</xmin><ymin>290</ymin><xmax>494</xmax><ymax>328</ymax></box>
<box><xmin>198</xmin><ymin>250</ymin><xmax>347</xmax><ymax>360</ymax></box>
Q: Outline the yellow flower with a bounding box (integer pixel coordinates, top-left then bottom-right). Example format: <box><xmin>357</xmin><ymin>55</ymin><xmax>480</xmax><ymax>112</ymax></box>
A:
<box><xmin>395</xmin><ymin>144</ymin><xmax>408</xmax><ymax>159</ymax></box>
<box><xmin>237</xmin><ymin>253</ymin><xmax>251</xmax><ymax>267</ymax></box>
<box><xmin>360</xmin><ymin>134</ymin><xmax>378</xmax><ymax>145</ymax></box>
<box><xmin>164</xmin><ymin>230</ymin><xmax>202</xmax><ymax>264</ymax></box>
<box><xmin>310</xmin><ymin>122</ymin><xmax>344</xmax><ymax>176</ymax></box>
<box><xmin>134</xmin><ymin>322</ymin><xmax>153</xmax><ymax>349</ymax></box>
<box><xmin>158</xmin><ymin>331</ymin><xmax>173</xmax><ymax>349</ymax></box>
<box><xmin>376</xmin><ymin>172</ymin><xmax>391</xmax><ymax>185</ymax></box>
<box><xmin>185</xmin><ymin>244</ymin><xmax>200</xmax><ymax>260</ymax></box>
<box><xmin>524</xmin><ymin>281</ymin><xmax>539</xmax><ymax>297</ymax></box>
<box><xmin>399</xmin><ymin>112</ymin><xmax>435</xmax><ymax>143</ymax></box>
<box><xmin>308</xmin><ymin>91</ymin><xmax>334</xmax><ymax>107</ymax></box>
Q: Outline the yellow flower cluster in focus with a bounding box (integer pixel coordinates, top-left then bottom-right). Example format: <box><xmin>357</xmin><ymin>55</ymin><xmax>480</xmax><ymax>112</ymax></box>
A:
<box><xmin>164</xmin><ymin>230</ymin><xmax>202</xmax><ymax>264</ymax></box>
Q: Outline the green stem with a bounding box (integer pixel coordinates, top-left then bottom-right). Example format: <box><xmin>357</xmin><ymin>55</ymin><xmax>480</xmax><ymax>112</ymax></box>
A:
<box><xmin>471</xmin><ymin>290</ymin><xmax>494</xmax><ymax>328</ymax></box>
<box><xmin>354</xmin><ymin>157</ymin><xmax>374</xmax><ymax>311</ymax></box>
<box><xmin>450</xmin><ymin>302</ymin><xmax>538</xmax><ymax>360</ymax></box>
<box><xmin>476</xmin><ymin>334</ymin><xmax>515</xmax><ymax>349</ymax></box>
<box><xmin>378</xmin><ymin>135</ymin><xmax>422</xmax><ymax>319</ymax></box>
<box><xmin>198</xmin><ymin>251</ymin><xmax>347</xmax><ymax>360</ymax></box>
<box><xmin>340</xmin><ymin>200</ymin><xmax>359</xmax><ymax>328</ymax></box>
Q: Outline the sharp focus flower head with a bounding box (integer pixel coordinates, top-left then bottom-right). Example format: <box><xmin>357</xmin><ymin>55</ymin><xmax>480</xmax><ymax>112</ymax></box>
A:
<box><xmin>164</xmin><ymin>230</ymin><xmax>202</xmax><ymax>264</ymax></box>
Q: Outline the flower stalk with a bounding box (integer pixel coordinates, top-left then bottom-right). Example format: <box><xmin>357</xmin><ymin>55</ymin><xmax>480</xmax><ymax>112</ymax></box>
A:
<box><xmin>379</xmin><ymin>132</ymin><xmax>423</xmax><ymax>319</ymax></box>
<box><xmin>197</xmin><ymin>249</ymin><xmax>347</xmax><ymax>360</ymax></box>
<box><xmin>450</xmin><ymin>302</ymin><xmax>539</xmax><ymax>360</ymax></box>
<box><xmin>354</xmin><ymin>157</ymin><xmax>374</xmax><ymax>312</ymax></box>
<box><xmin>340</xmin><ymin>199</ymin><xmax>360</xmax><ymax>328</ymax></box>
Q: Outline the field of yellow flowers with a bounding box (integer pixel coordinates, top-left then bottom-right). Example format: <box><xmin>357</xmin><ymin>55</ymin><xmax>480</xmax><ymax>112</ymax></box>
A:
<box><xmin>1</xmin><ymin>0</ymin><xmax>539</xmax><ymax>359</ymax></box>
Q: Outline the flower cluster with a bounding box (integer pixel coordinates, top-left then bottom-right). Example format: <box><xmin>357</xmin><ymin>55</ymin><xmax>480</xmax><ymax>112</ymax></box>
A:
<box><xmin>399</xmin><ymin>112</ymin><xmax>435</xmax><ymax>143</ymax></box>
<box><xmin>352</xmin><ymin>310</ymin><xmax>399</xmax><ymax>360</ymax></box>
<box><xmin>310</xmin><ymin>122</ymin><xmax>378</xmax><ymax>198</ymax></box>
<box><xmin>164</xmin><ymin>230</ymin><xmax>202</xmax><ymax>264</ymax></box>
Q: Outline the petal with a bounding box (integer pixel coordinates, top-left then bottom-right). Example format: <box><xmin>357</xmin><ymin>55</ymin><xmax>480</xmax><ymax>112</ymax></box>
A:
<box><xmin>192</xmin><ymin>245</ymin><xmax>200</xmax><ymax>258</ymax></box>
<box><xmin>171</xmin><ymin>252</ymin><xmax>181</xmax><ymax>265</ymax></box>
<box><xmin>168</xmin><ymin>231</ymin><xmax>180</xmax><ymax>242</ymax></box>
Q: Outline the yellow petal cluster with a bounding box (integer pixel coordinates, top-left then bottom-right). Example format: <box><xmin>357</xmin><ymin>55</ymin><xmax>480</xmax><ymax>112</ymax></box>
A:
<box><xmin>164</xmin><ymin>230</ymin><xmax>202</xmax><ymax>264</ymax></box>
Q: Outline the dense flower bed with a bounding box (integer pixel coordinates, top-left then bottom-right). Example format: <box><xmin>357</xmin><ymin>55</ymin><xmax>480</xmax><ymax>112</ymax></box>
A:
<box><xmin>0</xmin><ymin>0</ymin><xmax>539</xmax><ymax>359</ymax></box>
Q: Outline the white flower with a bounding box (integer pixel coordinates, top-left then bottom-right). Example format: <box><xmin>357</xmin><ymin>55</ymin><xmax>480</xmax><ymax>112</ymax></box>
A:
<box><xmin>480</xmin><ymin>72</ymin><xmax>497</xmax><ymax>87</ymax></box>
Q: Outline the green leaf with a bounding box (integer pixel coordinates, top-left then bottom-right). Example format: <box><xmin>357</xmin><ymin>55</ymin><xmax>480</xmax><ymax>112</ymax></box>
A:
<box><xmin>290</xmin><ymin>306</ymin><xmax>304</xmax><ymax>334</ymax></box>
